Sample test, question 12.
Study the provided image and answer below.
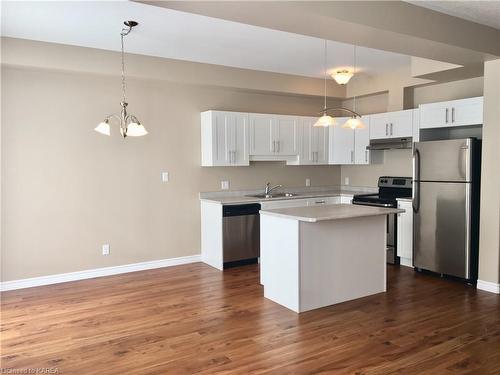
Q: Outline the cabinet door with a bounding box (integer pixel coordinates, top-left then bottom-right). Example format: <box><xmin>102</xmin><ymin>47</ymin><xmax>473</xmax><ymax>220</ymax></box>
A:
<box><xmin>227</xmin><ymin>112</ymin><xmax>249</xmax><ymax>166</ymax></box>
<box><xmin>354</xmin><ymin>115</ymin><xmax>370</xmax><ymax>164</ymax></box>
<box><xmin>329</xmin><ymin>118</ymin><xmax>354</xmax><ymax>165</ymax></box>
<box><xmin>369</xmin><ymin>112</ymin><xmax>390</xmax><ymax>139</ymax></box>
<box><xmin>397</xmin><ymin>200</ymin><xmax>413</xmax><ymax>263</ymax></box>
<box><xmin>273</xmin><ymin>115</ymin><xmax>298</xmax><ymax>155</ymax></box>
<box><xmin>314</xmin><ymin>125</ymin><xmax>329</xmax><ymax>164</ymax></box>
<box><xmin>450</xmin><ymin>97</ymin><xmax>483</xmax><ymax>127</ymax></box>
<box><xmin>389</xmin><ymin>110</ymin><xmax>413</xmax><ymax>138</ymax></box>
<box><xmin>299</xmin><ymin>117</ymin><xmax>315</xmax><ymax>164</ymax></box>
<box><xmin>419</xmin><ymin>102</ymin><xmax>449</xmax><ymax>129</ymax></box>
<box><xmin>249</xmin><ymin>114</ymin><xmax>274</xmax><ymax>155</ymax></box>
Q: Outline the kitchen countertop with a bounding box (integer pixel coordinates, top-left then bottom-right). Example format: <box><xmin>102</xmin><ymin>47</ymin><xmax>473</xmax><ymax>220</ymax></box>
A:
<box><xmin>259</xmin><ymin>204</ymin><xmax>404</xmax><ymax>223</ymax></box>
<box><xmin>200</xmin><ymin>186</ymin><xmax>377</xmax><ymax>205</ymax></box>
<box><xmin>396</xmin><ymin>197</ymin><xmax>412</xmax><ymax>202</ymax></box>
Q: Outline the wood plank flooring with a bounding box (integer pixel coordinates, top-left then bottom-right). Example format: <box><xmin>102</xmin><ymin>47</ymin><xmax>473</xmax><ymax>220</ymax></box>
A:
<box><xmin>1</xmin><ymin>263</ymin><xmax>500</xmax><ymax>374</ymax></box>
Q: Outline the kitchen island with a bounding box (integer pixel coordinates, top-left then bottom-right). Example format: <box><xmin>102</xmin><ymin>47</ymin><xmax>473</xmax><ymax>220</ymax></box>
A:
<box><xmin>260</xmin><ymin>204</ymin><xmax>404</xmax><ymax>313</ymax></box>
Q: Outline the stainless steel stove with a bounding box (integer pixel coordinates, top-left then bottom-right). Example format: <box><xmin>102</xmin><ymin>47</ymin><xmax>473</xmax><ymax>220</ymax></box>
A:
<box><xmin>352</xmin><ymin>177</ymin><xmax>412</xmax><ymax>265</ymax></box>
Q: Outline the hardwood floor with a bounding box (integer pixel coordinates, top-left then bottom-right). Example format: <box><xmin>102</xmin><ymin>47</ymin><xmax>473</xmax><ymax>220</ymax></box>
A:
<box><xmin>1</xmin><ymin>263</ymin><xmax>500</xmax><ymax>374</ymax></box>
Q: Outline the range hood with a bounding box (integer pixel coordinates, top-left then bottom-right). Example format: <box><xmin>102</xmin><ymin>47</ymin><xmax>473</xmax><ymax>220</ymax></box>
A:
<box><xmin>367</xmin><ymin>137</ymin><xmax>413</xmax><ymax>150</ymax></box>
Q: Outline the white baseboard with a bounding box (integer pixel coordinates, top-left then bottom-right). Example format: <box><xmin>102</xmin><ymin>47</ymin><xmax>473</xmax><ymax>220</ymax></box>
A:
<box><xmin>477</xmin><ymin>279</ymin><xmax>500</xmax><ymax>294</ymax></box>
<box><xmin>0</xmin><ymin>254</ymin><xmax>201</xmax><ymax>292</ymax></box>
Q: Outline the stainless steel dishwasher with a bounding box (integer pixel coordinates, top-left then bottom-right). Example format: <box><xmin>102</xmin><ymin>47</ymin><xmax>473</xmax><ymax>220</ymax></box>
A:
<box><xmin>222</xmin><ymin>203</ymin><xmax>260</xmax><ymax>268</ymax></box>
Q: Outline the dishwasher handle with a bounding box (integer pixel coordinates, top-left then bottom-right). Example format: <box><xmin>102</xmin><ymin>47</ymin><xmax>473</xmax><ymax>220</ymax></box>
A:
<box><xmin>223</xmin><ymin>203</ymin><xmax>261</xmax><ymax>217</ymax></box>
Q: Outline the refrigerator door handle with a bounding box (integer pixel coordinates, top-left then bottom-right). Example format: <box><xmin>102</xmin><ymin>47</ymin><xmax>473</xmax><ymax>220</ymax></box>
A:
<box><xmin>465</xmin><ymin>183</ymin><xmax>471</xmax><ymax>279</ymax></box>
<box><xmin>412</xmin><ymin>148</ymin><xmax>421</xmax><ymax>213</ymax></box>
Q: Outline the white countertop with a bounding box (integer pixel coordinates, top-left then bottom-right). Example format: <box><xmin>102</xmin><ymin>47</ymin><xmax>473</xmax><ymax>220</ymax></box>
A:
<box><xmin>260</xmin><ymin>204</ymin><xmax>404</xmax><ymax>223</ymax></box>
<box><xmin>396</xmin><ymin>197</ymin><xmax>412</xmax><ymax>202</ymax></box>
<box><xmin>199</xmin><ymin>186</ymin><xmax>376</xmax><ymax>205</ymax></box>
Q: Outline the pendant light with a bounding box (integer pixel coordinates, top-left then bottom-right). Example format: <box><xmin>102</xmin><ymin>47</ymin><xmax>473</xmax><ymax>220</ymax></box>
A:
<box><xmin>95</xmin><ymin>21</ymin><xmax>148</xmax><ymax>138</ymax></box>
<box><xmin>314</xmin><ymin>40</ymin><xmax>336</xmax><ymax>128</ymax></box>
<box><xmin>342</xmin><ymin>45</ymin><xmax>365</xmax><ymax>130</ymax></box>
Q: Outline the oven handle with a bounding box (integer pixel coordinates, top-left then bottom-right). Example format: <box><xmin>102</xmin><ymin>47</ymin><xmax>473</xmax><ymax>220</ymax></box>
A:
<box><xmin>352</xmin><ymin>201</ymin><xmax>394</xmax><ymax>208</ymax></box>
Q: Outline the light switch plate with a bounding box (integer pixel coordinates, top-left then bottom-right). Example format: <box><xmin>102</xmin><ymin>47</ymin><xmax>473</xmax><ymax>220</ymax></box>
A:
<box><xmin>161</xmin><ymin>172</ymin><xmax>169</xmax><ymax>182</ymax></box>
<box><xmin>102</xmin><ymin>244</ymin><xmax>110</xmax><ymax>255</ymax></box>
<box><xmin>305</xmin><ymin>178</ymin><xmax>311</xmax><ymax>187</ymax></box>
<box><xmin>221</xmin><ymin>180</ymin><xmax>230</xmax><ymax>190</ymax></box>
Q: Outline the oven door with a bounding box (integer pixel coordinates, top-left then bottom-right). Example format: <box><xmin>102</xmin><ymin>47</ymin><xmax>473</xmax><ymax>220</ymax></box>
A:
<box><xmin>352</xmin><ymin>200</ymin><xmax>399</xmax><ymax>265</ymax></box>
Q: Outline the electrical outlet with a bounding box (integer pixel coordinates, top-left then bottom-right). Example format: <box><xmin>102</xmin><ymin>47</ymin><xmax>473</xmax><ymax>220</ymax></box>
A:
<box><xmin>344</xmin><ymin>177</ymin><xmax>350</xmax><ymax>185</ymax></box>
<box><xmin>161</xmin><ymin>172</ymin><xmax>169</xmax><ymax>182</ymax></box>
<box><xmin>305</xmin><ymin>178</ymin><xmax>311</xmax><ymax>187</ymax></box>
<box><xmin>221</xmin><ymin>180</ymin><xmax>230</xmax><ymax>190</ymax></box>
<box><xmin>102</xmin><ymin>244</ymin><xmax>110</xmax><ymax>255</ymax></box>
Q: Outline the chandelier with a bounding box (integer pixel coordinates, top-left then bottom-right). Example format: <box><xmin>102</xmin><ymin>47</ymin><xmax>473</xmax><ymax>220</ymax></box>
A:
<box><xmin>95</xmin><ymin>21</ymin><xmax>148</xmax><ymax>138</ymax></box>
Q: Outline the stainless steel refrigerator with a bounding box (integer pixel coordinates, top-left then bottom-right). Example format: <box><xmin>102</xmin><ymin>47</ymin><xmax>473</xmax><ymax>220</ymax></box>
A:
<box><xmin>413</xmin><ymin>138</ymin><xmax>481</xmax><ymax>281</ymax></box>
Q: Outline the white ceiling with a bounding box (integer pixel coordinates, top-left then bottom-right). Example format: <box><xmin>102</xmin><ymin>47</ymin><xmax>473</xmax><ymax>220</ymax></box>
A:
<box><xmin>409</xmin><ymin>1</ymin><xmax>500</xmax><ymax>30</ymax></box>
<box><xmin>1</xmin><ymin>1</ymin><xmax>412</xmax><ymax>79</ymax></box>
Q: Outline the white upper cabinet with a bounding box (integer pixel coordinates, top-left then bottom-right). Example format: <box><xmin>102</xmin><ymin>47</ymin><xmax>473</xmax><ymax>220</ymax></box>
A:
<box><xmin>249</xmin><ymin>114</ymin><xmax>298</xmax><ymax>156</ymax></box>
<box><xmin>298</xmin><ymin>117</ymin><xmax>328</xmax><ymax>165</ymax></box>
<box><xmin>329</xmin><ymin>117</ymin><xmax>355</xmax><ymax>165</ymax></box>
<box><xmin>370</xmin><ymin>110</ymin><xmax>413</xmax><ymax>139</ymax></box>
<box><xmin>419</xmin><ymin>96</ymin><xmax>483</xmax><ymax>129</ymax></box>
<box><xmin>354</xmin><ymin>116</ymin><xmax>371</xmax><ymax>165</ymax></box>
<box><xmin>249</xmin><ymin>113</ymin><xmax>274</xmax><ymax>155</ymax></box>
<box><xmin>273</xmin><ymin>115</ymin><xmax>298</xmax><ymax>155</ymax></box>
<box><xmin>201</xmin><ymin>111</ymin><xmax>249</xmax><ymax>166</ymax></box>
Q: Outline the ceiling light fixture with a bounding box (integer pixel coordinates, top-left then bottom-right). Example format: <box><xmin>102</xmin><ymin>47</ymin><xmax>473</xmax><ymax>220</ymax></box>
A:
<box><xmin>314</xmin><ymin>40</ymin><xmax>335</xmax><ymax>127</ymax></box>
<box><xmin>95</xmin><ymin>21</ymin><xmax>148</xmax><ymax>138</ymax></box>
<box><xmin>332</xmin><ymin>70</ymin><xmax>354</xmax><ymax>85</ymax></box>
<box><xmin>342</xmin><ymin>45</ymin><xmax>365</xmax><ymax>130</ymax></box>
<box><xmin>314</xmin><ymin>40</ymin><xmax>364</xmax><ymax>128</ymax></box>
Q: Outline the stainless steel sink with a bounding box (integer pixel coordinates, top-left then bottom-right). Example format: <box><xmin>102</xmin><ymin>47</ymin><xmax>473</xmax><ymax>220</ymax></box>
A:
<box><xmin>246</xmin><ymin>192</ymin><xmax>297</xmax><ymax>199</ymax></box>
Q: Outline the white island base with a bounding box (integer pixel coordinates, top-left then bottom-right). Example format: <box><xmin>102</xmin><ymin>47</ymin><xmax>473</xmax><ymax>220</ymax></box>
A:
<box><xmin>260</xmin><ymin>204</ymin><xmax>403</xmax><ymax>313</ymax></box>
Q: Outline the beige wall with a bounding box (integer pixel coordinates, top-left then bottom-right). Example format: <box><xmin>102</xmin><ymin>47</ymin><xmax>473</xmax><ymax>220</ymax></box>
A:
<box><xmin>412</xmin><ymin>77</ymin><xmax>484</xmax><ymax>106</ymax></box>
<box><xmin>1</xmin><ymin>66</ymin><xmax>341</xmax><ymax>281</ymax></box>
<box><xmin>478</xmin><ymin>60</ymin><xmax>500</xmax><ymax>284</ymax></box>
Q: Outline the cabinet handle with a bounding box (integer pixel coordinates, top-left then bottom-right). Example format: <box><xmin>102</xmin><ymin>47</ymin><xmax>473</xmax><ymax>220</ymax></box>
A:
<box><xmin>272</xmin><ymin>140</ymin><xmax>275</xmax><ymax>152</ymax></box>
<box><xmin>452</xmin><ymin>107</ymin><xmax>455</xmax><ymax>123</ymax></box>
<box><xmin>445</xmin><ymin>108</ymin><xmax>449</xmax><ymax>123</ymax></box>
<box><xmin>277</xmin><ymin>141</ymin><xmax>280</xmax><ymax>153</ymax></box>
<box><xmin>385</xmin><ymin>123</ymin><xmax>388</xmax><ymax>136</ymax></box>
<box><xmin>315</xmin><ymin>151</ymin><xmax>318</xmax><ymax>162</ymax></box>
<box><xmin>232</xmin><ymin>150</ymin><xmax>236</xmax><ymax>163</ymax></box>
<box><xmin>365</xmin><ymin>150</ymin><xmax>368</xmax><ymax>162</ymax></box>
<box><xmin>315</xmin><ymin>200</ymin><xmax>326</xmax><ymax>204</ymax></box>
<box><xmin>351</xmin><ymin>150</ymin><xmax>354</xmax><ymax>163</ymax></box>
<box><xmin>390</xmin><ymin>123</ymin><xmax>393</xmax><ymax>136</ymax></box>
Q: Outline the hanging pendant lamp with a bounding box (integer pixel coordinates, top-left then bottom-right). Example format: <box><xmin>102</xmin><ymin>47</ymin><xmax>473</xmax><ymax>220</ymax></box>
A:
<box><xmin>95</xmin><ymin>21</ymin><xmax>148</xmax><ymax>138</ymax></box>
<box><xmin>342</xmin><ymin>45</ymin><xmax>365</xmax><ymax>130</ymax></box>
<box><xmin>314</xmin><ymin>40</ymin><xmax>364</xmax><ymax>128</ymax></box>
<box><xmin>314</xmin><ymin>40</ymin><xmax>335</xmax><ymax>127</ymax></box>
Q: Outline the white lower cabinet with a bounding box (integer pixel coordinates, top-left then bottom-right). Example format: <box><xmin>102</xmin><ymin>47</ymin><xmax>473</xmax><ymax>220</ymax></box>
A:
<box><xmin>397</xmin><ymin>200</ymin><xmax>413</xmax><ymax>267</ymax></box>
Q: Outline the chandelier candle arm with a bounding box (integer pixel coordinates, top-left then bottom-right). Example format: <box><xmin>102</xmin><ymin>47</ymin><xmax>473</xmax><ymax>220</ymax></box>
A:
<box><xmin>95</xmin><ymin>20</ymin><xmax>147</xmax><ymax>138</ymax></box>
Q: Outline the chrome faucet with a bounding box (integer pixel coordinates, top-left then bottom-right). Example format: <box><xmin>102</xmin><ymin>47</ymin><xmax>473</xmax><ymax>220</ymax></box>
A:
<box><xmin>265</xmin><ymin>182</ymin><xmax>283</xmax><ymax>196</ymax></box>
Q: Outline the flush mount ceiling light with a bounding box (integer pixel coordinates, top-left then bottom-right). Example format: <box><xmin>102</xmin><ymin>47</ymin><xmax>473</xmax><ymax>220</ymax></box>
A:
<box><xmin>332</xmin><ymin>70</ymin><xmax>354</xmax><ymax>85</ymax></box>
<box><xmin>314</xmin><ymin>40</ymin><xmax>363</xmax><ymax>128</ymax></box>
<box><xmin>95</xmin><ymin>21</ymin><xmax>148</xmax><ymax>138</ymax></box>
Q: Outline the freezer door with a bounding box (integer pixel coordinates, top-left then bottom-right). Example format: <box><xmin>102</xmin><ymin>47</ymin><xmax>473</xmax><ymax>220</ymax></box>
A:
<box><xmin>414</xmin><ymin>139</ymin><xmax>472</xmax><ymax>182</ymax></box>
<box><xmin>413</xmin><ymin>181</ymin><xmax>471</xmax><ymax>278</ymax></box>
